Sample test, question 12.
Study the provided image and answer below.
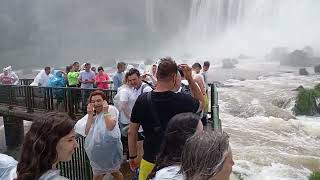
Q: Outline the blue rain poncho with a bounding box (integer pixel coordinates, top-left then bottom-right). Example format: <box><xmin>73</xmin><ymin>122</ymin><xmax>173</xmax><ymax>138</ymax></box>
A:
<box><xmin>48</xmin><ymin>70</ymin><xmax>66</xmax><ymax>101</ymax></box>
<box><xmin>84</xmin><ymin>105</ymin><xmax>123</xmax><ymax>175</ymax></box>
<box><xmin>48</xmin><ymin>70</ymin><xmax>66</xmax><ymax>87</ymax></box>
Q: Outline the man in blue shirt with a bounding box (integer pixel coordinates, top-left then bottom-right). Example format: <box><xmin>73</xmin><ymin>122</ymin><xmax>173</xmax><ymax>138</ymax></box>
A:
<box><xmin>113</xmin><ymin>62</ymin><xmax>127</xmax><ymax>91</ymax></box>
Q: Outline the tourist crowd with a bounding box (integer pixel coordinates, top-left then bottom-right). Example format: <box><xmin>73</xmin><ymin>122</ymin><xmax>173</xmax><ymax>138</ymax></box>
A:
<box><xmin>0</xmin><ymin>57</ymin><xmax>234</xmax><ymax>180</ymax></box>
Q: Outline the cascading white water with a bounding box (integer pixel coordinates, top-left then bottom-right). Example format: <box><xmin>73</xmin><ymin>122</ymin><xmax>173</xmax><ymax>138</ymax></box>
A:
<box><xmin>205</xmin><ymin>59</ymin><xmax>320</xmax><ymax>179</ymax></box>
<box><xmin>181</xmin><ymin>0</ymin><xmax>320</xmax><ymax>57</ymax></box>
<box><xmin>145</xmin><ymin>0</ymin><xmax>155</xmax><ymax>32</ymax></box>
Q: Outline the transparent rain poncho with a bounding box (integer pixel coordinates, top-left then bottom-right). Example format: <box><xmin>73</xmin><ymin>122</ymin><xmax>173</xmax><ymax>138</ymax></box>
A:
<box><xmin>30</xmin><ymin>70</ymin><xmax>52</xmax><ymax>86</ymax></box>
<box><xmin>0</xmin><ymin>154</ymin><xmax>17</xmax><ymax>180</ymax></box>
<box><xmin>84</xmin><ymin>105</ymin><xmax>123</xmax><ymax>175</ymax></box>
<box><xmin>38</xmin><ymin>170</ymin><xmax>68</xmax><ymax>180</ymax></box>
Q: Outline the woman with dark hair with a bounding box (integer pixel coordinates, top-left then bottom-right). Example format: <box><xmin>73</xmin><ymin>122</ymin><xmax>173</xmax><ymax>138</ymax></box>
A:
<box><xmin>181</xmin><ymin>131</ymin><xmax>234</xmax><ymax>180</ymax></box>
<box><xmin>148</xmin><ymin>112</ymin><xmax>203</xmax><ymax>180</ymax></box>
<box><xmin>16</xmin><ymin>112</ymin><xmax>78</xmax><ymax>180</ymax></box>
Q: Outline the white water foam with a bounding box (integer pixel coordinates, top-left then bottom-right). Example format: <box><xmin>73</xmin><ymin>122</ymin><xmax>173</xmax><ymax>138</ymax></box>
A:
<box><xmin>213</xmin><ymin>60</ymin><xmax>320</xmax><ymax>179</ymax></box>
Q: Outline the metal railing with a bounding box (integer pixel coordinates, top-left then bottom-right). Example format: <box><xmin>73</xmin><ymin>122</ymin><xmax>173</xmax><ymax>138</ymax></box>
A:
<box><xmin>0</xmin><ymin>84</ymin><xmax>117</xmax><ymax>117</ymax></box>
<box><xmin>58</xmin><ymin>135</ymin><xmax>93</xmax><ymax>180</ymax></box>
<box><xmin>18</xmin><ymin>79</ymin><xmax>115</xmax><ymax>90</ymax></box>
<box><xmin>19</xmin><ymin>79</ymin><xmax>34</xmax><ymax>86</ymax></box>
<box><xmin>209</xmin><ymin>83</ymin><xmax>222</xmax><ymax>131</ymax></box>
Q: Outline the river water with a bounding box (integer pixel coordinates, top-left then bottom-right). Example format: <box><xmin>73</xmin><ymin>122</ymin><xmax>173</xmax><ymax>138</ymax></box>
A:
<box><xmin>207</xmin><ymin>58</ymin><xmax>320</xmax><ymax>180</ymax></box>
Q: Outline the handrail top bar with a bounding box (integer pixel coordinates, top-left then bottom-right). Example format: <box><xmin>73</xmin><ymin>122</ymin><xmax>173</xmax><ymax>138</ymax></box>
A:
<box><xmin>0</xmin><ymin>84</ymin><xmax>117</xmax><ymax>91</ymax></box>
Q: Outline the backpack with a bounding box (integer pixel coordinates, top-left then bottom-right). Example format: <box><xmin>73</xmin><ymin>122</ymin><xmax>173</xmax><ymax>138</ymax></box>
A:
<box><xmin>181</xmin><ymin>83</ymin><xmax>192</xmax><ymax>96</ymax></box>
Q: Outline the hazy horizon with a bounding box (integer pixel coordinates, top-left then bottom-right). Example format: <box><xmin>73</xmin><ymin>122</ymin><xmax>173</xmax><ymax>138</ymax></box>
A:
<box><xmin>1</xmin><ymin>0</ymin><xmax>320</xmax><ymax>69</ymax></box>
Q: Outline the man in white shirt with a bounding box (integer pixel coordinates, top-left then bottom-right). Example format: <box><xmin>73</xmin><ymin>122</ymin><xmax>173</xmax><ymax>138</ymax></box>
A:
<box><xmin>119</xmin><ymin>68</ymin><xmax>153</xmax><ymax>127</ymax></box>
<box><xmin>121</xmin><ymin>68</ymin><xmax>152</xmax><ymax>162</ymax></box>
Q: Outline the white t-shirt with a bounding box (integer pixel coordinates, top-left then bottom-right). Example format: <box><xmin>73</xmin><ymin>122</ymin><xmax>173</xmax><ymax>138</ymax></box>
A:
<box><xmin>128</xmin><ymin>83</ymin><xmax>153</xmax><ymax>111</ymax></box>
<box><xmin>154</xmin><ymin>165</ymin><xmax>183</xmax><ymax>180</ymax></box>
<box><xmin>119</xmin><ymin>86</ymin><xmax>133</xmax><ymax>125</ymax></box>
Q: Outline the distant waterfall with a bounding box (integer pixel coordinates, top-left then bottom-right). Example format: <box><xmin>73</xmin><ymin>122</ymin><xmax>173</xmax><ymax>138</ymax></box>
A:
<box><xmin>180</xmin><ymin>0</ymin><xmax>320</xmax><ymax>57</ymax></box>
<box><xmin>187</xmin><ymin>0</ymin><xmax>281</xmax><ymax>41</ymax></box>
<box><xmin>145</xmin><ymin>0</ymin><xmax>155</xmax><ymax>32</ymax></box>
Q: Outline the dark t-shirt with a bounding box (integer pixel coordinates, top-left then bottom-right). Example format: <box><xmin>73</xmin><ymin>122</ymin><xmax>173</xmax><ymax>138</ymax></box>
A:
<box><xmin>130</xmin><ymin>91</ymin><xmax>200</xmax><ymax>163</ymax></box>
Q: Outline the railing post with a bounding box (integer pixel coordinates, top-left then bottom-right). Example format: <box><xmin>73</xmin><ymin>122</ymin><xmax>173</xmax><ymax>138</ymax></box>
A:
<box><xmin>25</xmin><ymin>86</ymin><xmax>34</xmax><ymax>113</ymax></box>
<box><xmin>211</xmin><ymin>83</ymin><xmax>221</xmax><ymax>131</ymax></box>
<box><xmin>3</xmin><ymin>116</ymin><xmax>24</xmax><ymax>150</ymax></box>
<box><xmin>49</xmin><ymin>87</ymin><xmax>54</xmax><ymax>110</ymax></box>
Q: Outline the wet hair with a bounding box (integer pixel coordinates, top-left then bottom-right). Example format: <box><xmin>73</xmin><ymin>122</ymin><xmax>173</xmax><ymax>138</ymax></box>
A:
<box><xmin>97</xmin><ymin>66</ymin><xmax>104</xmax><ymax>72</ymax></box>
<box><xmin>181</xmin><ymin>130</ymin><xmax>230</xmax><ymax>180</ymax></box>
<box><xmin>156</xmin><ymin>57</ymin><xmax>178</xmax><ymax>82</ymax></box>
<box><xmin>148</xmin><ymin>113</ymin><xmax>201</xmax><ymax>179</ymax></box>
<box><xmin>192</xmin><ymin>63</ymin><xmax>202</xmax><ymax>69</ymax></box>
<box><xmin>16</xmin><ymin>112</ymin><xmax>75</xmax><ymax>180</ymax></box>
<box><xmin>88</xmin><ymin>90</ymin><xmax>107</xmax><ymax>103</ymax></box>
<box><xmin>117</xmin><ymin>62</ymin><xmax>126</xmax><ymax>69</ymax></box>
<box><xmin>44</xmin><ymin>67</ymin><xmax>50</xmax><ymax>71</ymax></box>
<box><xmin>126</xmin><ymin>68</ymin><xmax>140</xmax><ymax>78</ymax></box>
<box><xmin>203</xmin><ymin>61</ymin><xmax>210</xmax><ymax>67</ymax></box>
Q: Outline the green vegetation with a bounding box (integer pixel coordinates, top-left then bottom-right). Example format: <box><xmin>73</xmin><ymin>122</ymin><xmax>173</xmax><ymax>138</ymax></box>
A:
<box><xmin>309</xmin><ymin>171</ymin><xmax>320</xmax><ymax>180</ymax></box>
<box><xmin>294</xmin><ymin>84</ymin><xmax>320</xmax><ymax>116</ymax></box>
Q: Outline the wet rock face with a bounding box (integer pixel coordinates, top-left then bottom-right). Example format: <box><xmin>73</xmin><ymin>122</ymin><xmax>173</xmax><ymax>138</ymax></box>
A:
<box><xmin>222</xmin><ymin>58</ymin><xmax>238</xmax><ymax>69</ymax></box>
<box><xmin>280</xmin><ymin>48</ymin><xmax>319</xmax><ymax>67</ymax></box>
<box><xmin>266</xmin><ymin>47</ymin><xmax>289</xmax><ymax>62</ymax></box>
<box><xmin>281</xmin><ymin>50</ymin><xmax>310</xmax><ymax>67</ymax></box>
<box><xmin>314</xmin><ymin>64</ymin><xmax>320</xmax><ymax>73</ymax></box>
<box><xmin>293</xmin><ymin>85</ymin><xmax>305</xmax><ymax>92</ymax></box>
<box><xmin>299</xmin><ymin>68</ymin><xmax>309</xmax><ymax>76</ymax></box>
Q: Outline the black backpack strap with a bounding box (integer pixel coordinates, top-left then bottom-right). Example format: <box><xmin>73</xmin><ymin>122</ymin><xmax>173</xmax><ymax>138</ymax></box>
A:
<box><xmin>147</xmin><ymin>91</ymin><xmax>162</xmax><ymax>133</ymax></box>
<box><xmin>142</xmin><ymin>80</ymin><xmax>155</xmax><ymax>90</ymax></box>
<box><xmin>140</xmin><ymin>83</ymin><xmax>148</xmax><ymax>94</ymax></box>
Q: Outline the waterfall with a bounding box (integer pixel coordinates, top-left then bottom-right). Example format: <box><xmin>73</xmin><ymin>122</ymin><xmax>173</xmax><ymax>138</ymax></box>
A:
<box><xmin>182</xmin><ymin>0</ymin><xmax>320</xmax><ymax>57</ymax></box>
<box><xmin>145</xmin><ymin>0</ymin><xmax>155</xmax><ymax>32</ymax></box>
<box><xmin>187</xmin><ymin>0</ymin><xmax>279</xmax><ymax>42</ymax></box>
